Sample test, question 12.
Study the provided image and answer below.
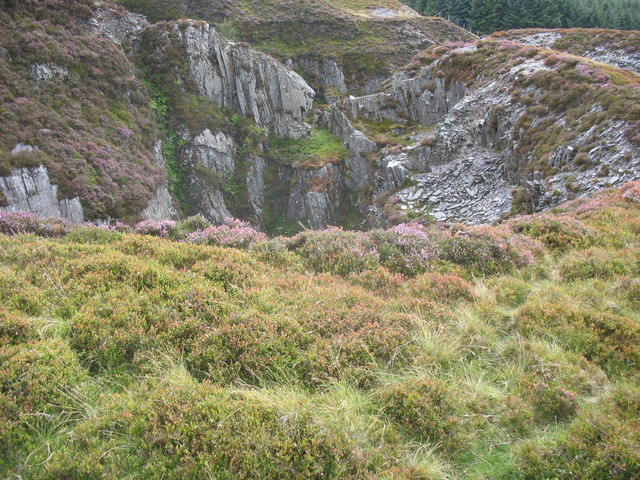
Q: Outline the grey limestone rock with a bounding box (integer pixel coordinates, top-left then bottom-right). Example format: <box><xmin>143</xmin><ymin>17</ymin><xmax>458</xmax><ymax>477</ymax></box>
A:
<box><xmin>340</xmin><ymin>70</ymin><xmax>466</xmax><ymax>126</ymax></box>
<box><xmin>141</xmin><ymin>186</ymin><xmax>178</xmax><ymax>221</ymax></box>
<box><xmin>195</xmin><ymin>186</ymin><xmax>232</xmax><ymax>224</ymax></box>
<box><xmin>295</xmin><ymin>58</ymin><xmax>348</xmax><ymax>102</ymax></box>
<box><xmin>141</xmin><ymin>141</ymin><xmax>179</xmax><ymax>220</ymax></box>
<box><xmin>246</xmin><ymin>156</ymin><xmax>266</xmax><ymax>221</ymax></box>
<box><xmin>88</xmin><ymin>2</ymin><xmax>148</xmax><ymax>44</ymax></box>
<box><xmin>287</xmin><ymin>163</ymin><xmax>342</xmax><ymax>229</ymax></box>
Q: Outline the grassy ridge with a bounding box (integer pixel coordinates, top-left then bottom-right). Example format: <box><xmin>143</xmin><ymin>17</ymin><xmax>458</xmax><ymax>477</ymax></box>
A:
<box><xmin>1</xmin><ymin>182</ymin><xmax>640</xmax><ymax>478</ymax></box>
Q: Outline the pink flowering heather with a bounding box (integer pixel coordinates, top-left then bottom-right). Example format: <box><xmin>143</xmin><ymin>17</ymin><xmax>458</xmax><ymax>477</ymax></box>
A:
<box><xmin>0</xmin><ymin>210</ymin><xmax>73</xmax><ymax>237</ymax></box>
<box><xmin>186</xmin><ymin>218</ymin><xmax>266</xmax><ymax>249</ymax></box>
<box><xmin>287</xmin><ymin>227</ymin><xmax>379</xmax><ymax>276</ymax></box>
<box><xmin>134</xmin><ymin>219</ymin><xmax>177</xmax><ymax>238</ymax></box>
<box><xmin>368</xmin><ymin>223</ymin><xmax>439</xmax><ymax>276</ymax></box>
<box><xmin>116</xmin><ymin>127</ymin><xmax>134</xmax><ymax>139</ymax></box>
<box><xmin>392</xmin><ymin>222</ymin><xmax>439</xmax><ymax>272</ymax></box>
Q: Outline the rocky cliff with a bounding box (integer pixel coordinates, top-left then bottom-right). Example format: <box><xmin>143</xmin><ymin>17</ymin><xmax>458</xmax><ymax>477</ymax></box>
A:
<box><xmin>174</xmin><ymin>21</ymin><xmax>314</xmax><ymax>139</ymax></box>
<box><xmin>118</xmin><ymin>0</ymin><xmax>476</xmax><ymax>101</ymax></box>
<box><xmin>1</xmin><ymin>1</ymin><xmax>639</xmax><ymax>232</ymax></box>
<box><xmin>319</xmin><ymin>39</ymin><xmax>640</xmax><ymax>225</ymax></box>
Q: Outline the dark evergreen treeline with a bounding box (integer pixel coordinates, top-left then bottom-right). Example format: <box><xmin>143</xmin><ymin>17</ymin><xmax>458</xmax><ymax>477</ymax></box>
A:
<box><xmin>401</xmin><ymin>0</ymin><xmax>640</xmax><ymax>34</ymax></box>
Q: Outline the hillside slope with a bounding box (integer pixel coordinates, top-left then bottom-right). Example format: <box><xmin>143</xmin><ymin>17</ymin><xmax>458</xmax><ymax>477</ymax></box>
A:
<box><xmin>1</xmin><ymin>2</ymin><xmax>639</xmax><ymax>233</ymax></box>
<box><xmin>492</xmin><ymin>28</ymin><xmax>640</xmax><ymax>73</ymax></box>
<box><xmin>118</xmin><ymin>0</ymin><xmax>476</xmax><ymax>100</ymax></box>
<box><xmin>322</xmin><ymin>36</ymin><xmax>640</xmax><ymax>225</ymax></box>
<box><xmin>0</xmin><ymin>0</ymin><xmax>165</xmax><ymax>220</ymax></box>
<box><xmin>1</xmin><ymin>181</ymin><xmax>639</xmax><ymax>478</ymax></box>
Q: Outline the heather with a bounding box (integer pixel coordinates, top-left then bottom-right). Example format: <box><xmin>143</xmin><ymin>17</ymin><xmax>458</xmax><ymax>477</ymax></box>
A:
<box><xmin>1</xmin><ymin>181</ymin><xmax>639</xmax><ymax>478</ymax></box>
<box><xmin>421</xmin><ymin>38</ymin><xmax>640</xmax><ymax>175</ymax></box>
<box><xmin>0</xmin><ymin>0</ymin><xmax>164</xmax><ymax>219</ymax></box>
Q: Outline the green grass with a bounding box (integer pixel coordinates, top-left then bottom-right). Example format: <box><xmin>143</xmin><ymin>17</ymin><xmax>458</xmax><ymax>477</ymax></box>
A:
<box><xmin>268</xmin><ymin>128</ymin><xmax>348</xmax><ymax>169</ymax></box>
<box><xmin>1</xmin><ymin>182</ymin><xmax>640</xmax><ymax>478</ymax></box>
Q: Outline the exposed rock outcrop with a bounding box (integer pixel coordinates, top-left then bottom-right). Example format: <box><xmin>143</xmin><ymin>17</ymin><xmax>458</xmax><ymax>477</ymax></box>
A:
<box><xmin>141</xmin><ymin>185</ymin><xmax>178</xmax><ymax>221</ymax></box>
<box><xmin>246</xmin><ymin>156</ymin><xmax>266</xmax><ymax>222</ymax></box>
<box><xmin>175</xmin><ymin>21</ymin><xmax>315</xmax><ymax>139</ymax></box>
<box><xmin>340</xmin><ymin>70</ymin><xmax>466</xmax><ymax>126</ymax></box>
<box><xmin>0</xmin><ymin>166</ymin><xmax>84</xmax><ymax>223</ymax></box>
<box><xmin>293</xmin><ymin>58</ymin><xmax>348</xmax><ymax>102</ymax></box>
<box><xmin>287</xmin><ymin>163</ymin><xmax>342</xmax><ymax>229</ymax></box>
<box><xmin>88</xmin><ymin>1</ymin><xmax>148</xmax><ymax>44</ymax></box>
<box><xmin>185</xmin><ymin>129</ymin><xmax>237</xmax><ymax>177</ymax></box>
<box><xmin>141</xmin><ymin>141</ymin><xmax>179</xmax><ymax>220</ymax></box>
<box><xmin>499</xmin><ymin>30</ymin><xmax>640</xmax><ymax>74</ymax></box>
<box><xmin>28</xmin><ymin>63</ymin><xmax>68</xmax><ymax>82</ymax></box>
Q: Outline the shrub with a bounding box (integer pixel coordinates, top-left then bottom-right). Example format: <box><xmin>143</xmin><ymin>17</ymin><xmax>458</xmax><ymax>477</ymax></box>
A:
<box><xmin>0</xmin><ymin>339</ymin><xmax>87</xmax><ymax>469</ymax></box>
<box><xmin>511</xmin><ymin>385</ymin><xmax>640</xmax><ymax>480</ymax></box>
<box><xmin>64</xmin><ymin>226</ymin><xmax>123</xmax><ymax>244</ymax></box>
<box><xmin>168</xmin><ymin>214</ymin><xmax>211</xmax><ymax>240</ymax></box>
<box><xmin>0</xmin><ymin>3</ymin><xmax>164</xmax><ymax>219</ymax></box>
<box><xmin>376</xmin><ymin>377</ymin><xmax>461</xmax><ymax>450</ymax></box>
<box><xmin>70</xmin><ymin>283</ymin><xmax>228</xmax><ymax>371</ymax></box>
<box><xmin>437</xmin><ymin>229</ymin><xmax>524</xmax><ymax>275</ymax></box>
<box><xmin>0</xmin><ymin>211</ymin><xmax>73</xmax><ymax>237</ymax></box>
<box><xmin>519</xmin><ymin>360</ymin><xmax>578</xmax><ymax>422</ymax></box>
<box><xmin>0</xmin><ymin>339</ymin><xmax>86</xmax><ymax>415</ymax></box>
<box><xmin>41</xmin><ymin>380</ymin><xmax>362</xmax><ymax>479</ymax></box>
<box><xmin>133</xmin><ymin>218</ymin><xmax>177</xmax><ymax>238</ymax></box>
<box><xmin>0</xmin><ymin>308</ymin><xmax>38</xmax><ymax>347</ymax></box>
<box><xmin>348</xmin><ymin>266</ymin><xmax>406</xmax><ymax>294</ymax></box>
<box><xmin>286</xmin><ymin>228</ymin><xmax>380</xmax><ymax>276</ymax></box>
<box><xmin>187</xmin><ymin>309</ymin><xmax>309</xmax><ymax>384</ymax></box>
<box><xmin>559</xmin><ymin>248</ymin><xmax>637</xmax><ymax>281</ymax></box>
<box><xmin>405</xmin><ymin>272</ymin><xmax>473</xmax><ymax>303</ymax></box>
<box><xmin>489</xmin><ymin>276</ymin><xmax>531</xmax><ymax>307</ymax></box>
<box><xmin>372</xmin><ymin>223</ymin><xmax>439</xmax><ymax>276</ymax></box>
<box><xmin>509</xmin><ymin>214</ymin><xmax>596</xmax><ymax>251</ymax></box>
<box><xmin>186</xmin><ymin>218</ymin><xmax>267</xmax><ymax>249</ymax></box>
<box><xmin>515</xmin><ymin>302</ymin><xmax>640</xmax><ymax>375</ymax></box>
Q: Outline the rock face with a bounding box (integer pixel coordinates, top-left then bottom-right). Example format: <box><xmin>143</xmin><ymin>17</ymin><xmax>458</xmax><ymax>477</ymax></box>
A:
<box><xmin>141</xmin><ymin>185</ymin><xmax>178</xmax><ymax>221</ymax></box>
<box><xmin>87</xmin><ymin>2</ymin><xmax>148</xmax><ymax>44</ymax></box>
<box><xmin>293</xmin><ymin>58</ymin><xmax>349</xmax><ymax>102</ymax></box>
<box><xmin>315</xmin><ymin>65</ymin><xmax>472</xmax><ymax>225</ymax></box>
<box><xmin>316</xmin><ymin>44</ymin><xmax>640</xmax><ymax>226</ymax></box>
<box><xmin>0</xmin><ymin>166</ymin><xmax>84</xmax><ymax>223</ymax></box>
<box><xmin>141</xmin><ymin>141</ymin><xmax>179</xmax><ymax>221</ymax></box>
<box><xmin>340</xmin><ymin>71</ymin><xmax>466</xmax><ymax>126</ymax></box>
<box><xmin>28</xmin><ymin>63</ymin><xmax>68</xmax><ymax>82</ymax></box>
<box><xmin>5</xmin><ymin>2</ymin><xmax>638</xmax><ymax>231</ymax></box>
<box><xmin>246</xmin><ymin>156</ymin><xmax>266</xmax><ymax>222</ymax></box>
<box><xmin>176</xmin><ymin>21</ymin><xmax>315</xmax><ymax>139</ymax></box>
<box><xmin>181</xmin><ymin>128</ymin><xmax>237</xmax><ymax>222</ymax></box>
<box><xmin>185</xmin><ymin>129</ymin><xmax>237</xmax><ymax>177</ymax></box>
<box><xmin>287</xmin><ymin>163</ymin><xmax>342</xmax><ymax>229</ymax></box>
